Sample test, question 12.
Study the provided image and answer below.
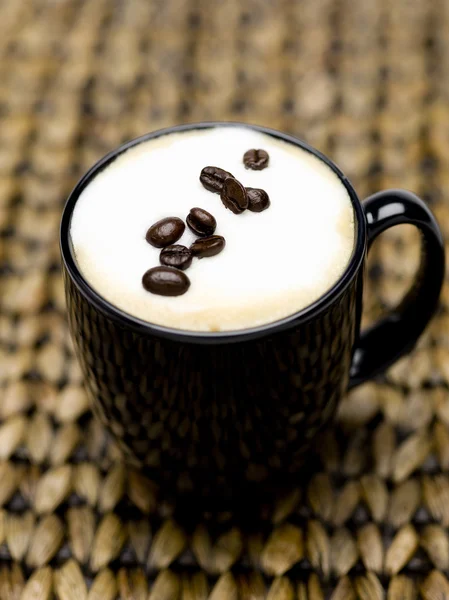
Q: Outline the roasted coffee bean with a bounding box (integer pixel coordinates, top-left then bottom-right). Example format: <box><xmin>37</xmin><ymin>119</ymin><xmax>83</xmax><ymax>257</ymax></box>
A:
<box><xmin>246</xmin><ymin>187</ymin><xmax>271</xmax><ymax>212</ymax></box>
<box><xmin>146</xmin><ymin>217</ymin><xmax>185</xmax><ymax>248</ymax></box>
<box><xmin>243</xmin><ymin>148</ymin><xmax>269</xmax><ymax>170</ymax></box>
<box><xmin>142</xmin><ymin>266</ymin><xmax>190</xmax><ymax>296</ymax></box>
<box><xmin>160</xmin><ymin>245</ymin><xmax>192</xmax><ymax>270</ymax></box>
<box><xmin>220</xmin><ymin>177</ymin><xmax>248</xmax><ymax>214</ymax></box>
<box><xmin>190</xmin><ymin>235</ymin><xmax>226</xmax><ymax>258</ymax></box>
<box><xmin>200</xmin><ymin>166</ymin><xmax>234</xmax><ymax>193</ymax></box>
<box><xmin>186</xmin><ymin>207</ymin><xmax>217</xmax><ymax>236</ymax></box>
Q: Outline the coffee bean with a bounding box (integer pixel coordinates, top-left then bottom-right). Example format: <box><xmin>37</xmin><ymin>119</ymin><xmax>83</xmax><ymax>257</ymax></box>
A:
<box><xmin>146</xmin><ymin>217</ymin><xmax>185</xmax><ymax>248</ymax></box>
<box><xmin>142</xmin><ymin>266</ymin><xmax>190</xmax><ymax>296</ymax></box>
<box><xmin>200</xmin><ymin>166</ymin><xmax>234</xmax><ymax>193</ymax></box>
<box><xmin>190</xmin><ymin>235</ymin><xmax>226</xmax><ymax>258</ymax></box>
<box><xmin>246</xmin><ymin>187</ymin><xmax>271</xmax><ymax>212</ymax></box>
<box><xmin>186</xmin><ymin>207</ymin><xmax>217</xmax><ymax>236</ymax></box>
<box><xmin>220</xmin><ymin>177</ymin><xmax>248</xmax><ymax>214</ymax></box>
<box><xmin>243</xmin><ymin>148</ymin><xmax>269</xmax><ymax>170</ymax></box>
<box><xmin>160</xmin><ymin>245</ymin><xmax>192</xmax><ymax>270</ymax></box>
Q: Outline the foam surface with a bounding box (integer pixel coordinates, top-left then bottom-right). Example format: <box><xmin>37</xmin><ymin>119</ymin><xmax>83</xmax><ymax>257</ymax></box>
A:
<box><xmin>70</xmin><ymin>127</ymin><xmax>355</xmax><ymax>331</ymax></box>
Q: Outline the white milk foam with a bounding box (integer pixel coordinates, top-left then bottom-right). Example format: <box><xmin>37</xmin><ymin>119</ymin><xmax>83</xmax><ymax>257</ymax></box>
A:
<box><xmin>70</xmin><ymin>127</ymin><xmax>355</xmax><ymax>331</ymax></box>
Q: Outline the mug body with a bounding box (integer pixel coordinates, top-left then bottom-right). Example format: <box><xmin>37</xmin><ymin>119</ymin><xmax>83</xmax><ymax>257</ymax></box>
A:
<box><xmin>61</xmin><ymin>122</ymin><xmax>367</xmax><ymax>499</ymax></box>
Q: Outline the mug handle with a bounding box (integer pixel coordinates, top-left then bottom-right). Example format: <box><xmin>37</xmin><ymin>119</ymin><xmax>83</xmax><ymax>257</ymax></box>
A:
<box><xmin>349</xmin><ymin>189</ymin><xmax>445</xmax><ymax>388</ymax></box>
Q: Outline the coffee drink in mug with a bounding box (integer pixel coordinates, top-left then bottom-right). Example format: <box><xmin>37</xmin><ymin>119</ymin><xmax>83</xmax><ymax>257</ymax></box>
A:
<box><xmin>70</xmin><ymin>126</ymin><xmax>355</xmax><ymax>331</ymax></box>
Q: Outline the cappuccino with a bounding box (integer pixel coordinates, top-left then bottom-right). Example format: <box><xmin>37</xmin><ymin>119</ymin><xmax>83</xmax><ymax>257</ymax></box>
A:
<box><xmin>70</xmin><ymin>126</ymin><xmax>355</xmax><ymax>331</ymax></box>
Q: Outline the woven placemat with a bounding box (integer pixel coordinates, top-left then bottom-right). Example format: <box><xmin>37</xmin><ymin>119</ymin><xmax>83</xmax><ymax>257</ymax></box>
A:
<box><xmin>2</xmin><ymin>0</ymin><xmax>449</xmax><ymax>597</ymax></box>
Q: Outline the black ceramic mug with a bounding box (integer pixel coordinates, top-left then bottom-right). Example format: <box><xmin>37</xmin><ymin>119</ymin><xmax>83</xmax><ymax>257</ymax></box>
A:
<box><xmin>60</xmin><ymin>122</ymin><xmax>445</xmax><ymax>501</ymax></box>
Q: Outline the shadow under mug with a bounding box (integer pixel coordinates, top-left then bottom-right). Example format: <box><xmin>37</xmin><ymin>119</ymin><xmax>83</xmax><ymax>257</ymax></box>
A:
<box><xmin>60</xmin><ymin>122</ymin><xmax>445</xmax><ymax>503</ymax></box>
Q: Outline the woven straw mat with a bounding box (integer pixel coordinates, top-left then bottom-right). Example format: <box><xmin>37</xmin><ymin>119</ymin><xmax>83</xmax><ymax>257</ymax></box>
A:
<box><xmin>2</xmin><ymin>0</ymin><xmax>449</xmax><ymax>598</ymax></box>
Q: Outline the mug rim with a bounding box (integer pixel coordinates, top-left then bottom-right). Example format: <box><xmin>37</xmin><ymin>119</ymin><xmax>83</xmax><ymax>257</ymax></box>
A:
<box><xmin>60</xmin><ymin>121</ymin><xmax>366</xmax><ymax>344</ymax></box>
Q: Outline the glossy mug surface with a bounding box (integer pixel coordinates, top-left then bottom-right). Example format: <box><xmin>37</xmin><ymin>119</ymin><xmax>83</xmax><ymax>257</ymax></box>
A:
<box><xmin>60</xmin><ymin>122</ymin><xmax>445</xmax><ymax>500</ymax></box>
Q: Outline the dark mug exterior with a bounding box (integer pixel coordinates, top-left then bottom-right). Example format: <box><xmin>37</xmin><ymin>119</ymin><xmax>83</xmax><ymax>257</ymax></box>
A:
<box><xmin>60</xmin><ymin>122</ymin><xmax>444</xmax><ymax>502</ymax></box>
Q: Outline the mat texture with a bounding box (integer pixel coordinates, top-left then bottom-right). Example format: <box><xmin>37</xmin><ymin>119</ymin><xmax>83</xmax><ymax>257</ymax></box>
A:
<box><xmin>1</xmin><ymin>0</ymin><xmax>449</xmax><ymax>598</ymax></box>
